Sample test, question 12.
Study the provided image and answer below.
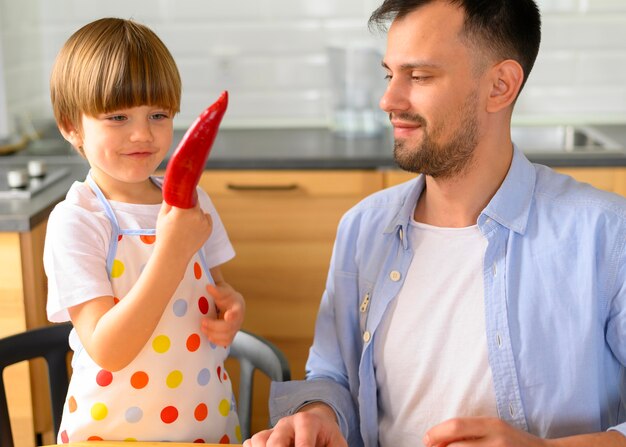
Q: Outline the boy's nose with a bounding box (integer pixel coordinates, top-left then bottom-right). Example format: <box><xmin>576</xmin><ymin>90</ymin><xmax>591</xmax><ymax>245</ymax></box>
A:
<box><xmin>130</xmin><ymin>121</ymin><xmax>154</xmax><ymax>142</ymax></box>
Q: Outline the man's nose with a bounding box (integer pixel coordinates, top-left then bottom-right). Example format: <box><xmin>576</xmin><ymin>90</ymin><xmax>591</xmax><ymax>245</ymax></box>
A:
<box><xmin>379</xmin><ymin>78</ymin><xmax>410</xmax><ymax>114</ymax></box>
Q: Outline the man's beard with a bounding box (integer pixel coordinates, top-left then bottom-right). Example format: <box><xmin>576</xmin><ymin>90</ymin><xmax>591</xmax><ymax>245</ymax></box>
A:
<box><xmin>392</xmin><ymin>93</ymin><xmax>479</xmax><ymax>179</ymax></box>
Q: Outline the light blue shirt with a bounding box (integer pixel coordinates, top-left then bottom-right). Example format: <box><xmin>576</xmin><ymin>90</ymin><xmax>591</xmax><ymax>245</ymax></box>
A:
<box><xmin>270</xmin><ymin>147</ymin><xmax>626</xmax><ymax>447</ymax></box>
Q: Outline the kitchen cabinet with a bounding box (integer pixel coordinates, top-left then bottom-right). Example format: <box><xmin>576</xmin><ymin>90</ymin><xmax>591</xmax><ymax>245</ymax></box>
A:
<box><xmin>0</xmin><ymin>219</ymin><xmax>55</xmax><ymax>447</ymax></box>
<box><xmin>383</xmin><ymin>167</ymin><xmax>626</xmax><ymax>196</ymax></box>
<box><xmin>198</xmin><ymin>169</ymin><xmax>382</xmax><ymax>434</ymax></box>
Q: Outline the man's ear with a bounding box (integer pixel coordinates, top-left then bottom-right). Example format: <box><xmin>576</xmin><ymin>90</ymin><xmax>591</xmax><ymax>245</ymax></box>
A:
<box><xmin>486</xmin><ymin>59</ymin><xmax>524</xmax><ymax>113</ymax></box>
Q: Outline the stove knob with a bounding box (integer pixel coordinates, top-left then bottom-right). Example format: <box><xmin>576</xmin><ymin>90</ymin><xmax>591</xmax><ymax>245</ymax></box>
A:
<box><xmin>27</xmin><ymin>159</ymin><xmax>47</xmax><ymax>177</ymax></box>
<box><xmin>7</xmin><ymin>169</ymin><xmax>28</xmax><ymax>189</ymax></box>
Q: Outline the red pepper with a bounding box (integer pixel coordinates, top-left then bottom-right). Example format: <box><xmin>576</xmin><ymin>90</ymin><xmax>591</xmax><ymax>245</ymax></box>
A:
<box><xmin>162</xmin><ymin>91</ymin><xmax>228</xmax><ymax>208</ymax></box>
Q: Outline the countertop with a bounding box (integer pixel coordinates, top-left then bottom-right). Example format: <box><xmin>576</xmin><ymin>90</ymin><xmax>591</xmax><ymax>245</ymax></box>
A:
<box><xmin>1</xmin><ymin>125</ymin><xmax>625</xmax><ymax>232</ymax></box>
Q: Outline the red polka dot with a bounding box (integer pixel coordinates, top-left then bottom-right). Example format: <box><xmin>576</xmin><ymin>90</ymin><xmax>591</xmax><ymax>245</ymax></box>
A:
<box><xmin>118</xmin><ymin>235</ymin><xmax>123</xmax><ymax>241</ymax></box>
<box><xmin>87</xmin><ymin>436</ymin><xmax>103</xmax><ymax>441</ymax></box>
<box><xmin>194</xmin><ymin>403</ymin><xmax>208</xmax><ymax>421</ymax></box>
<box><xmin>140</xmin><ymin>235</ymin><xmax>156</xmax><ymax>244</ymax></box>
<box><xmin>130</xmin><ymin>371</ymin><xmax>149</xmax><ymax>389</ymax></box>
<box><xmin>223</xmin><ymin>372</ymin><xmax>228</xmax><ymax>381</ymax></box>
<box><xmin>219</xmin><ymin>434</ymin><xmax>230</xmax><ymax>444</ymax></box>
<box><xmin>198</xmin><ymin>297</ymin><xmax>209</xmax><ymax>314</ymax></box>
<box><xmin>113</xmin><ymin>297</ymin><xmax>120</xmax><ymax>305</ymax></box>
<box><xmin>194</xmin><ymin>440</ymin><xmax>205</xmax><ymax>444</ymax></box>
<box><xmin>194</xmin><ymin>262</ymin><xmax>202</xmax><ymax>279</ymax></box>
<box><xmin>160</xmin><ymin>406</ymin><xmax>178</xmax><ymax>424</ymax></box>
<box><xmin>60</xmin><ymin>430</ymin><xmax>69</xmax><ymax>443</ymax></box>
<box><xmin>187</xmin><ymin>333</ymin><xmax>201</xmax><ymax>352</ymax></box>
<box><xmin>96</xmin><ymin>370</ymin><xmax>113</xmax><ymax>387</ymax></box>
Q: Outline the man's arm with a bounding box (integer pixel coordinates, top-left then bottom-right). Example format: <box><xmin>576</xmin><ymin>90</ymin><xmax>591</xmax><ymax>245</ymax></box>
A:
<box><xmin>423</xmin><ymin>418</ymin><xmax>626</xmax><ymax>447</ymax></box>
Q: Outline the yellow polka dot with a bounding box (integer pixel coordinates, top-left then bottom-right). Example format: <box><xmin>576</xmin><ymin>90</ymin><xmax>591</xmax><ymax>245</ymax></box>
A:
<box><xmin>235</xmin><ymin>425</ymin><xmax>242</xmax><ymax>443</ymax></box>
<box><xmin>218</xmin><ymin>399</ymin><xmax>230</xmax><ymax>417</ymax></box>
<box><xmin>111</xmin><ymin>259</ymin><xmax>125</xmax><ymax>278</ymax></box>
<box><xmin>152</xmin><ymin>335</ymin><xmax>171</xmax><ymax>354</ymax></box>
<box><xmin>166</xmin><ymin>370</ymin><xmax>183</xmax><ymax>388</ymax></box>
<box><xmin>91</xmin><ymin>403</ymin><xmax>108</xmax><ymax>421</ymax></box>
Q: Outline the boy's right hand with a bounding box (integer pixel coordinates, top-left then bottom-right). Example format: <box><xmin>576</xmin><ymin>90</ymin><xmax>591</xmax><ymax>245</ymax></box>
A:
<box><xmin>155</xmin><ymin>201</ymin><xmax>213</xmax><ymax>262</ymax></box>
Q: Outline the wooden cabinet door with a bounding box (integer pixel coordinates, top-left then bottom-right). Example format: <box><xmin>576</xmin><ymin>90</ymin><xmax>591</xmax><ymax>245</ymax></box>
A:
<box><xmin>199</xmin><ymin>170</ymin><xmax>382</xmax><ymax>434</ymax></box>
<box><xmin>384</xmin><ymin>167</ymin><xmax>626</xmax><ymax>197</ymax></box>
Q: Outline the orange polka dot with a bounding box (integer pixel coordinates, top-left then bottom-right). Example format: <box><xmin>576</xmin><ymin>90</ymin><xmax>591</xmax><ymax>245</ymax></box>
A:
<box><xmin>194</xmin><ymin>403</ymin><xmax>208</xmax><ymax>421</ymax></box>
<box><xmin>130</xmin><ymin>371</ymin><xmax>149</xmax><ymax>389</ymax></box>
<box><xmin>87</xmin><ymin>436</ymin><xmax>103</xmax><ymax>441</ymax></box>
<box><xmin>68</xmin><ymin>396</ymin><xmax>77</xmax><ymax>413</ymax></box>
<box><xmin>113</xmin><ymin>297</ymin><xmax>120</xmax><ymax>305</ymax></box>
<box><xmin>96</xmin><ymin>369</ymin><xmax>113</xmax><ymax>387</ymax></box>
<box><xmin>140</xmin><ymin>234</ymin><xmax>156</xmax><ymax>244</ymax></box>
<box><xmin>194</xmin><ymin>262</ymin><xmax>202</xmax><ymax>279</ymax></box>
<box><xmin>160</xmin><ymin>405</ymin><xmax>178</xmax><ymax>424</ymax></box>
<box><xmin>186</xmin><ymin>333</ymin><xmax>201</xmax><ymax>352</ymax></box>
<box><xmin>219</xmin><ymin>434</ymin><xmax>230</xmax><ymax>444</ymax></box>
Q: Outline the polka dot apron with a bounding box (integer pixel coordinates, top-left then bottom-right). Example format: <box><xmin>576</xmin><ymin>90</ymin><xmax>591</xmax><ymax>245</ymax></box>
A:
<box><xmin>58</xmin><ymin>175</ymin><xmax>240</xmax><ymax>444</ymax></box>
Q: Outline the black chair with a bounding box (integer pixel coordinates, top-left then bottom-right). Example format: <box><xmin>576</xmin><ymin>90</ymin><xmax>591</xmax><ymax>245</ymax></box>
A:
<box><xmin>0</xmin><ymin>325</ymin><xmax>290</xmax><ymax>445</ymax></box>
<box><xmin>229</xmin><ymin>329</ymin><xmax>291</xmax><ymax>440</ymax></box>
<box><xmin>0</xmin><ymin>322</ymin><xmax>72</xmax><ymax>447</ymax></box>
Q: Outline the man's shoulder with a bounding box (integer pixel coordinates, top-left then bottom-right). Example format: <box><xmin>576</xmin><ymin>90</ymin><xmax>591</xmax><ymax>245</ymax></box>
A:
<box><xmin>533</xmin><ymin>164</ymin><xmax>626</xmax><ymax>219</ymax></box>
<box><xmin>348</xmin><ymin>175</ymin><xmax>417</xmax><ymax>214</ymax></box>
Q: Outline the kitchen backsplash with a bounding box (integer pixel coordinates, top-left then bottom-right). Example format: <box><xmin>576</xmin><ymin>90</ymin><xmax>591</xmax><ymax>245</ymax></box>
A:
<box><xmin>1</xmin><ymin>0</ymin><xmax>625</xmax><ymax>132</ymax></box>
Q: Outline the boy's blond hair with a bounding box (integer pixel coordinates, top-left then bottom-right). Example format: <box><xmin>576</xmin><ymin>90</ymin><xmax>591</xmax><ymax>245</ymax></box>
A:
<box><xmin>50</xmin><ymin>18</ymin><xmax>181</xmax><ymax>134</ymax></box>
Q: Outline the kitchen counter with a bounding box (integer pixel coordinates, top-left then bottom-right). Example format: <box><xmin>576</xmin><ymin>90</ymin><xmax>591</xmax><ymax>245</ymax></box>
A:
<box><xmin>0</xmin><ymin>157</ymin><xmax>88</xmax><ymax>231</ymax></box>
<box><xmin>1</xmin><ymin>125</ymin><xmax>625</xmax><ymax>232</ymax></box>
<box><xmin>165</xmin><ymin>125</ymin><xmax>626</xmax><ymax>170</ymax></box>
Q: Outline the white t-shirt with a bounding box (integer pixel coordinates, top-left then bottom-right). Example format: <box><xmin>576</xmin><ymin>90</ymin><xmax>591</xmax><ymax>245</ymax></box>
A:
<box><xmin>44</xmin><ymin>178</ymin><xmax>235</xmax><ymax>323</ymax></box>
<box><xmin>374</xmin><ymin>219</ymin><xmax>498</xmax><ymax>446</ymax></box>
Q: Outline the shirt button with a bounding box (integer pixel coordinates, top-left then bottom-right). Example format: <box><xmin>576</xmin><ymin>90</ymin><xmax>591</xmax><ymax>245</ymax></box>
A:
<box><xmin>509</xmin><ymin>402</ymin><xmax>515</xmax><ymax>417</ymax></box>
<box><xmin>492</xmin><ymin>263</ymin><xmax>497</xmax><ymax>277</ymax></box>
<box><xmin>389</xmin><ymin>271</ymin><xmax>401</xmax><ymax>281</ymax></box>
<box><xmin>363</xmin><ymin>331</ymin><xmax>371</xmax><ymax>343</ymax></box>
<box><xmin>496</xmin><ymin>333</ymin><xmax>503</xmax><ymax>348</ymax></box>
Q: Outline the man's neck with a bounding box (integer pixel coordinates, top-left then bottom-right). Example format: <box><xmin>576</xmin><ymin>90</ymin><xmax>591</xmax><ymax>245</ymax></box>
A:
<box><xmin>413</xmin><ymin>139</ymin><xmax>513</xmax><ymax>228</ymax></box>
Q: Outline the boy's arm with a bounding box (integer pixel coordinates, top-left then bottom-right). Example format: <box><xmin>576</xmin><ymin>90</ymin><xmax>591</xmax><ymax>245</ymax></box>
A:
<box><xmin>69</xmin><ymin>202</ymin><xmax>212</xmax><ymax>371</ymax></box>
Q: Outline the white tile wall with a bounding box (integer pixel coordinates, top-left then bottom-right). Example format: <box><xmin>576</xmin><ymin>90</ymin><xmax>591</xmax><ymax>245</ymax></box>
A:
<box><xmin>0</xmin><ymin>0</ymin><xmax>625</xmax><ymax>131</ymax></box>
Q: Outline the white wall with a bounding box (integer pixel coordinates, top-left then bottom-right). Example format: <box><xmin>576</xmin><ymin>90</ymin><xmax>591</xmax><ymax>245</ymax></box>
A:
<box><xmin>0</xmin><ymin>0</ymin><xmax>625</xmax><ymax>131</ymax></box>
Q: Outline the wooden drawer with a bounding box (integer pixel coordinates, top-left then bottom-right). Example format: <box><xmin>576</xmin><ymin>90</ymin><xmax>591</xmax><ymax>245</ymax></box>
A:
<box><xmin>384</xmin><ymin>167</ymin><xmax>626</xmax><ymax>197</ymax></box>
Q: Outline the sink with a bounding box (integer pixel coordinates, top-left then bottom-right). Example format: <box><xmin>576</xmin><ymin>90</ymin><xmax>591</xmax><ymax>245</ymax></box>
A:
<box><xmin>511</xmin><ymin>125</ymin><xmax>623</xmax><ymax>153</ymax></box>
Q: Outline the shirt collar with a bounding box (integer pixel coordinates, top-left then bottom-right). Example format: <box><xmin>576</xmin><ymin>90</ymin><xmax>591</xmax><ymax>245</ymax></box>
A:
<box><xmin>481</xmin><ymin>144</ymin><xmax>536</xmax><ymax>235</ymax></box>
<box><xmin>384</xmin><ymin>144</ymin><xmax>536</xmax><ymax>239</ymax></box>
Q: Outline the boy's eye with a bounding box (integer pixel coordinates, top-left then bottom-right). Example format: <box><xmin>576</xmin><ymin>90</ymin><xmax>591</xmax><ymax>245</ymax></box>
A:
<box><xmin>151</xmin><ymin>112</ymin><xmax>170</xmax><ymax>120</ymax></box>
<box><xmin>107</xmin><ymin>115</ymin><xmax>126</xmax><ymax>122</ymax></box>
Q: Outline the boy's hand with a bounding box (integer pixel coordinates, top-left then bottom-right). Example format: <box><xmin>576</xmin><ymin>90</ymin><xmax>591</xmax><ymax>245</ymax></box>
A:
<box><xmin>155</xmin><ymin>202</ymin><xmax>213</xmax><ymax>262</ymax></box>
<box><xmin>201</xmin><ymin>281</ymin><xmax>245</xmax><ymax>346</ymax></box>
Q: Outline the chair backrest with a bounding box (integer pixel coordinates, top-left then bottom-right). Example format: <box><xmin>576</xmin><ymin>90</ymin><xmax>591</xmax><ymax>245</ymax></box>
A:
<box><xmin>228</xmin><ymin>330</ymin><xmax>291</xmax><ymax>440</ymax></box>
<box><xmin>0</xmin><ymin>323</ymin><xmax>72</xmax><ymax>447</ymax></box>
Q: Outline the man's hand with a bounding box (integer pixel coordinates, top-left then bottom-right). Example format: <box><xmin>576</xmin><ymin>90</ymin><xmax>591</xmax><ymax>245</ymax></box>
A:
<box><xmin>200</xmin><ymin>281</ymin><xmax>245</xmax><ymax>346</ymax></box>
<box><xmin>243</xmin><ymin>402</ymin><xmax>347</xmax><ymax>447</ymax></box>
<box><xmin>424</xmin><ymin>417</ymin><xmax>626</xmax><ymax>447</ymax></box>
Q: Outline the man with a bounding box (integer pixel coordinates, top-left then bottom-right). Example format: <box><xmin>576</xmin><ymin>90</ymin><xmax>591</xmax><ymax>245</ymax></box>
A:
<box><xmin>245</xmin><ymin>1</ymin><xmax>626</xmax><ymax>446</ymax></box>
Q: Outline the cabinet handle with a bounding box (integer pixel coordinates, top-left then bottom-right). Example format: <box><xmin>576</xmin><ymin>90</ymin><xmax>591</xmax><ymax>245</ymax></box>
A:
<box><xmin>226</xmin><ymin>183</ymin><xmax>299</xmax><ymax>191</ymax></box>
